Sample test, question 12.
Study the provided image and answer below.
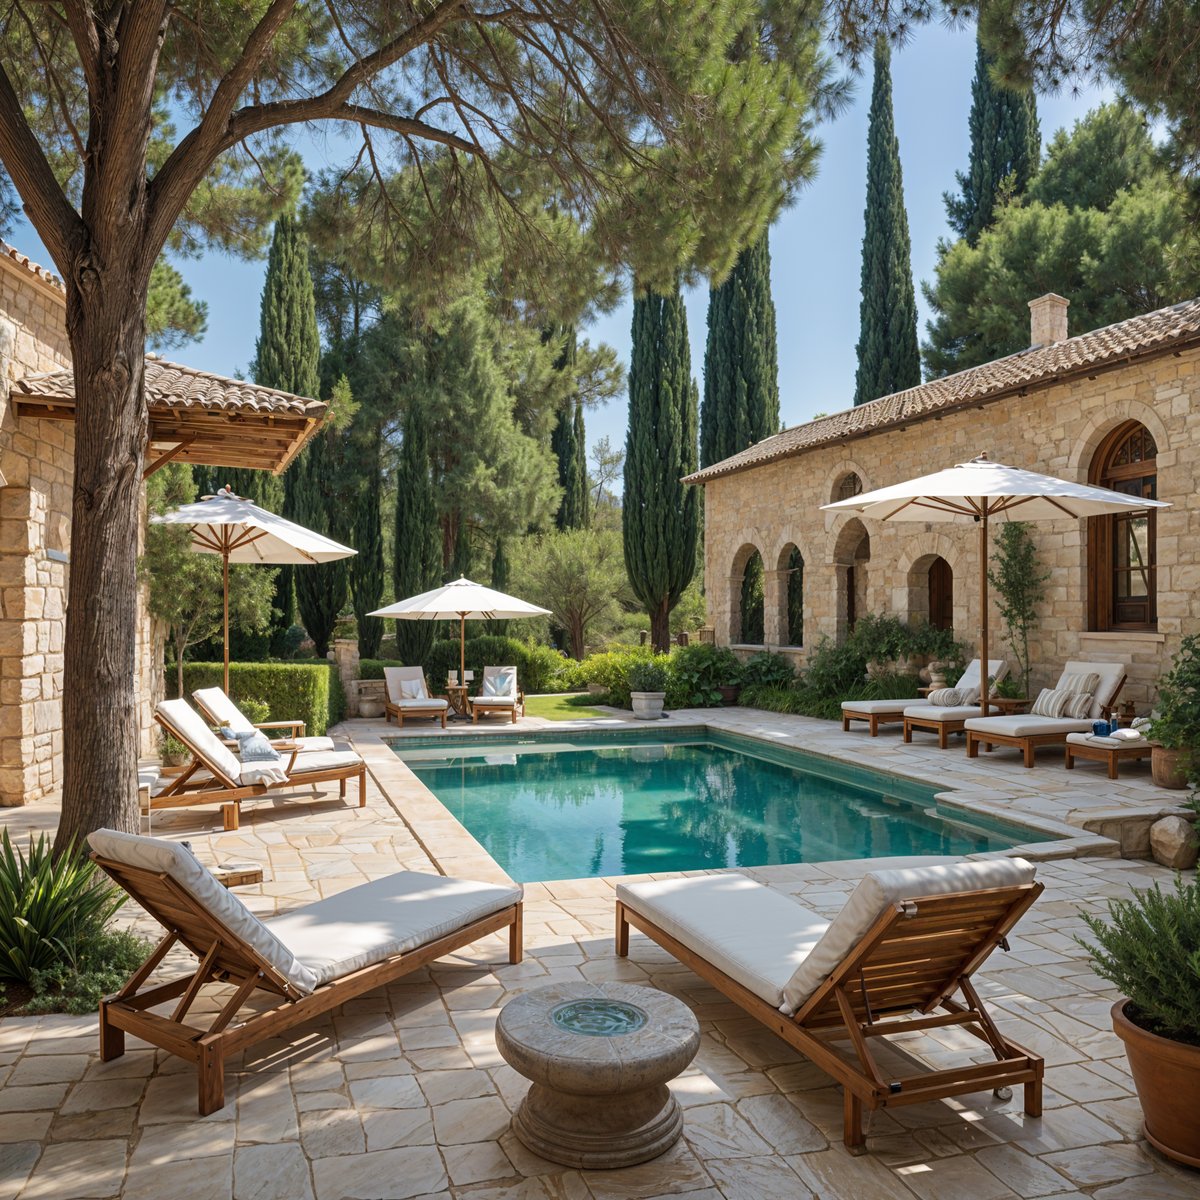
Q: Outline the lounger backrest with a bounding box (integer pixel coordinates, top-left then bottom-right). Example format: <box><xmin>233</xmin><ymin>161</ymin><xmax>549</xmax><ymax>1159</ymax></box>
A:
<box><xmin>384</xmin><ymin>666</ymin><xmax>429</xmax><ymax>702</ymax></box>
<box><xmin>780</xmin><ymin>857</ymin><xmax>1037</xmax><ymax>1016</ymax></box>
<box><xmin>192</xmin><ymin>686</ymin><xmax>253</xmax><ymax>734</ymax></box>
<box><xmin>156</xmin><ymin>698</ymin><xmax>243</xmax><ymax>787</ymax></box>
<box><xmin>1057</xmin><ymin>660</ymin><xmax>1126</xmax><ymax>719</ymax></box>
<box><xmin>956</xmin><ymin>659</ymin><xmax>1008</xmax><ymax>692</ymax></box>
<box><xmin>481</xmin><ymin>665</ymin><xmax>518</xmax><ymax>698</ymax></box>
<box><xmin>88</xmin><ymin>828</ymin><xmax>320</xmax><ymax>996</ymax></box>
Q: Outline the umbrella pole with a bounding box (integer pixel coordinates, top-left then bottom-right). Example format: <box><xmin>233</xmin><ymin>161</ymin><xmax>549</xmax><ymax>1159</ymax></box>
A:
<box><xmin>460</xmin><ymin>614</ymin><xmax>466</xmax><ymax>684</ymax></box>
<box><xmin>223</xmin><ymin>550</ymin><xmax>231</xmax><ymax>696</ymax></box>
<box><xmin>979</xmin><ymin>508</ymin><xmax>989</xmax><ymax>719</ymax></box>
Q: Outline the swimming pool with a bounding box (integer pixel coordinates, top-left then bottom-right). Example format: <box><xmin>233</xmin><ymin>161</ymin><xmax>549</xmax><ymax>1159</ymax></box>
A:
<box><xmin>388</xmin><ymin>727</ymin><xmax>1042</xmax><ymax>883</ymax></box>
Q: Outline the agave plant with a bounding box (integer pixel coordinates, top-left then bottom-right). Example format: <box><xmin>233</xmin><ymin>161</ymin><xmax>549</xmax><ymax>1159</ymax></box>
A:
<box><xmin>0</xmin><ymin>830</ymin><xmax>125</xmax><ymax>983</ymax></box>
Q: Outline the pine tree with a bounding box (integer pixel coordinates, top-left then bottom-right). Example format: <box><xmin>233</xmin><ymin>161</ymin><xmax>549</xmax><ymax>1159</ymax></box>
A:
<box><xmin>854</xmin><ymin>37</ymin><xmax>920</xmax><ymax>407</ymax></box>
<box><xmin>623</xmin><ymin>281</ymin><xmax>700</xmax><ymax>652</ymax></box>
<box><xmin>393</xmin><ymin>402</ymin><xmax>441</xmax><ymax>665</ymax></box>
<box><xmin>549</xmin><ymin>327</ymin><xmax>590</xmax><ymax>530</ymax></box>
<box><xmin>350</xmin><ymin>431</ymin><xmax>386</xmax><ymax>659</ymax></box>
<box><xmin>945</xmin><ymin>36</ymin><xmax>1040</xmax><ymax>246</ymax></box>
<box><xmin>252</xmin><ymin>214</ymin><xmax>323</xmax><ymax>645</ymax></box>
<box><xmin>700</xmin><ymin>231</ymin><xmax>779</xmax><ymax>467</ymax></box>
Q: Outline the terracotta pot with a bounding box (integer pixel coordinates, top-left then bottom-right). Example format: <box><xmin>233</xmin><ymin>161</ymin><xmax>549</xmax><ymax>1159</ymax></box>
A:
<box><xmin>1151</xmin><ymin>746</ymin><xmax>1190</xmax><ymax>790</ymax></box>
<box><xmin>1112</xmin><ymin>999</ymin><xmax>1200</xmax><ymax>1167</ymax></box>
<box><xmin>717</xmin><ymin>685</ymin><xmax>741</xmax><ymax>706</ymax></box>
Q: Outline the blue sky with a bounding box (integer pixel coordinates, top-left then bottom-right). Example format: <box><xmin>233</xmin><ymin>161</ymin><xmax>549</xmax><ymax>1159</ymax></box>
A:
<box><xmin>9</xmin><ymin>23</ymin><xmax>1109</xmax><ymax>463</ymax></box>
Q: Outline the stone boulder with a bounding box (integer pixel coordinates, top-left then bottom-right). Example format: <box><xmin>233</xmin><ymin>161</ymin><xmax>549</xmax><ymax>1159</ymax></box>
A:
<box><xmin>1149</xmin><ymin>815</ymin><xmax>1199</xmax><ymax>870</ymax></box>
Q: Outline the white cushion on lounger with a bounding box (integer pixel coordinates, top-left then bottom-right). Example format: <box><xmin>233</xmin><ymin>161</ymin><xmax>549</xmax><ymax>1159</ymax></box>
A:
<box><xmin>88</xmin><ymin>829</ymin><xmax>321</xmax><ymax>996</ymax></box>
<box><xmin>1057</xmin><ymin>660</ymin><xmax>1125</xmax><ymax>719</ymax></box>
<box><xmin>616</xmin><ymin>875</ymin><xmax>828</xmax><ymax>1008</ymax></box>
<box><xmin>390</xmin><ymin>697</ymin><xmax>449</xmax><ymax>710</ymax></box>
<box><xmin>963</xmin><ymin>714</ymin><xmax>1094</xmax><ymax>737</ymax></box>
<box><xmin>779</xmin><ymin>857</ymin><xmax>1036</xmax><ymax>1015</ymax></box>
<box><xmin>842</xmin><ymin>698</ymin><xmax>928</xmax><ymax>715</ymax></box>
<box><xmin>474</xmin><ymin>696</ymin><xmax>518</xmax><ymax>707</ymax></box>
<box><xmin>192</xmin><ymin>687</ymin><xmax>335</xmax><ymax>753</ymax></box>
<box><xmin>286</xmin><ymin>750</ymin><xmax>363</xmax><ymax>777</ymax></box>
<box><xmin>267</xmin><ymin>872</ymin><xmax>523</xmax><ymax>987</ymax></box>
<box><xmin>903</xmin><ymin>704</ymin><xmax>993</xmax><ymax>722</ymax></box>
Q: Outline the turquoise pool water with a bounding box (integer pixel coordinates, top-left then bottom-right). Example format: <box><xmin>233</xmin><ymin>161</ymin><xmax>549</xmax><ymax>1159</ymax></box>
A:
<box><xmin>389</xmin><ymin>728</ymin><xmax>1040</xmax><ymax>883</ymax></box>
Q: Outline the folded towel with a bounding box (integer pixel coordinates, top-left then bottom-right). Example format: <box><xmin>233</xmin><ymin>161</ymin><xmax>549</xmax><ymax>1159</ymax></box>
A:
<box><xmin>1110</xmin><ymin>727</ymin><xmax>1146</xmax><ymax>742</ymax></box>
<box><xmin>1086</xmin><ymin>735</ymin><xmax>1124</xmax><ymax>747</ymax></box>
<box><xmin>1087</xmin><ymin>731</ymin><xmax>1146</xmax><ymax>747</ymax></box>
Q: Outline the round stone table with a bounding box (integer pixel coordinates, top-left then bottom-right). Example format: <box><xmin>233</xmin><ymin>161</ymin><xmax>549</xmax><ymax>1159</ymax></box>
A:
<box><xmin>495</xmin><ymin>981</ymin><xmax>701</xmax><ymax>1170</ymax></box>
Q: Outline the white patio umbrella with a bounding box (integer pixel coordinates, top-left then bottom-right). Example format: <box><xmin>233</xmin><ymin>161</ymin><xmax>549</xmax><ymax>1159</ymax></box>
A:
<box><xmin>821</xmin><ymin>454</ymin><xmax>1170</xmax><ymax>716</ymax></box>
<box><xmin>151</xmin><ymin>487</ymin><xmax>357</xmax><ymax>692</ymax></box>
<box><xmin>369</xmin><ymin>577</ymin><xmax>550</xmax><ymax>684</ymax></box>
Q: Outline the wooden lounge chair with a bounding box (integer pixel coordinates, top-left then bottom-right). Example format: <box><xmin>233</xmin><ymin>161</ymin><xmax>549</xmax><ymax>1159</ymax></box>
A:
<box><xmin>193</xmin><ymin>686</ymin><xmax>338</xmax><ymax>753</ymax></box>
<box><xmin>842</xmin><ymin>659</ymin><xmax>1005</xmax><ymax>736</ymax></box>
<box><xmin>153</xmin><ymin>698</ymin><xmax>366</xmax><ymax>830</ymax></box>
<box><xmin>615</xmin><ymin>858</ymin><xmax>1044</xmax><ymax>1153</ymax></box>
<box><xmin>383</xmin><ymin>667</ymin><xmax>449</xmax><ymax>728</ymax></box>
<box><xmin>472</xmin><ymin>665</ymin><xmax>523</xmax><ymax>724</ymax></box>
<box><xmin>89</xmin><ymin>828</ymin><xmax>522</xmax><ymax>1115</ymax></box>
<box><xmin>965</xmin><ymin>660</ymin><xmax>1127</xmax><ymax>768</ymax></box>
<box><xmin>902</xmin><ymin>660</ymin><xmax>1010</xmax><ymax>748</ymax></box>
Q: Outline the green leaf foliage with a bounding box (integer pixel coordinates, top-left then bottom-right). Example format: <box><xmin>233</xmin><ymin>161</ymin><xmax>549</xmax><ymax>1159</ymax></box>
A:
<box><xmin>392</xmin><ymin>401</ymin><xmax>442</xmax><ymax>666</ymax></box>
<box><xmin>1147</xmin><ymin>635</ymin><xmax>1200</xmax><ymax>787</ymax></box>
<box><xmin>627</xmin><ymin>658</ymin><xmax>670</xmax><ymax>693</ymax></box>
<box><xmin>740</xmin><ymin>553</ymin><xmax>765</xmax><ymax>644</ymax></box>
<box><xmin>178</xmin><ymin>662</ymin><xmax>345</xmax><ymax>737</ymax></box>
<box><xmin>362</xmin><ymin>636</ymin><xmax>567</xmax><ymax>696</ymax></box>
<box><xmin>854</xmin><ymin>37</ymin><xmax>920</xmax><ymax>406</ymax></box>
<box><xmin>945</xmin><ymin>36</ymin><xmax>1040</xmax><ymax>246</ymax></box>
<box><xmin>665</xmin><ymin>644</ymin><xmax>743</xmax><ymax>708</ymax></box>
<box><xmin>146</xmin><ymin>259</ymin><xmax>208</xmax><ymax>350</ymax></box>
<box><xmin>350</xmin><ymin>431</ymin><xmax>386</xmax><ymax>660</ymax></box>
<box><xmin>623</xmin><ymin>281</ymin><xmax>700</xmax><ymax>651</ymax></box>
<box><xmin>988</xmin><ymin>523</ymin><xmax>1049</xmax><ymax>696</ymax></box>
<box><xmin>0</xmin><ymin>831</ymin><xmax>125</xmax><ymax>984</ymax></box>
<box><xmin>1078</xmin><ymin>876</ymin><xmax>1200</xmax><ymax>1045</ymax></box>
<box><xmin>701</xmin><ymin>231</ymin><xmax>780</xmax><ymax>468</ymax></box>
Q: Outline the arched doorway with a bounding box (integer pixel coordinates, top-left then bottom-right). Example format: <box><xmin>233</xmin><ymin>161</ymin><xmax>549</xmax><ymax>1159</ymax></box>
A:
<box><xmin>928</xmin><ymin>557</ymin><xmax>953</xmax><ymax>630</ymax></box>
<box><xmin>778</xmin><ymin>544</ymin><xmax>804</xmax><ymax>645</ymax></box>
<box><xmin>740</xmin><ymin>550</ymin><xmax>765</xmax><ymax>643</ymax></box>
<box><xmin>834</xmin><ymin>519</ymin><xmax>870</xmax><ymax>639</ymax></box>
<box><xmin>1088</xmin><ymin>421</ymin><xmax>1157</xmax><ymax>629</ymax></box>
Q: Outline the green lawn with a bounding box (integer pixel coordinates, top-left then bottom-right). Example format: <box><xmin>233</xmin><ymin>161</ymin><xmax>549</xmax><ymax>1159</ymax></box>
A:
<box><xmin>523</xmin><ymin>693</ymin><xmax>607</xmax><ymax>720</ymax></box>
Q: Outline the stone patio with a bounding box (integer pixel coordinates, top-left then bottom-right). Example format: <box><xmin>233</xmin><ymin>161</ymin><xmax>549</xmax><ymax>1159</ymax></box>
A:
<box><xmin>1</xmin><ymin>709</ymin><xmax>1197</xmax><ymax>1199</ymax></box>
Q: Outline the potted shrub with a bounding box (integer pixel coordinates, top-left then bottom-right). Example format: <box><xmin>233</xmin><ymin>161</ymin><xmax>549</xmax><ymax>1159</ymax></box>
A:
<box><xmin>1148</xmin><ymin>634</ymin><xmax>1200</xmax><ymax>790</ymax></box>
<box><xmin>627</xmin><ymin>658</ymin><xmax>669</xmax><ymax>720</ymax></box>
<box><xmin>1079</xmin><ymin>876</ymin><xmax>1200</xmax><ymax>1167</ymax></box>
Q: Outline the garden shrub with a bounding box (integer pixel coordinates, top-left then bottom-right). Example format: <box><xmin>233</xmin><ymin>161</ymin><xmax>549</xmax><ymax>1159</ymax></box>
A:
<box><xmin>665</xmin><ymin>643</ymin><xmax>743</xmax><ymax>708</ymax></box>
<box><xmin>627</xmin><ymin>657</ymin><xmax>669</xmax><ymax>693</ymax></box>
<box><xmin>575</xmin><ymin>646</ymin><xmax>655</xmax><ymax>708</ymax></box>
<box><xmin>739</xmin><ymin>651</ymin><xmax>797</xmax><ymax>690</ymax></box>
<box><xmin>179</xmin><ymin>661</ymin><xmax>343</xmax><ymax>735</ymax></box>
<box><xmin>362</xmin><ymin>636</ymin><xmax>569</xmax><ymax>695</ymax></box>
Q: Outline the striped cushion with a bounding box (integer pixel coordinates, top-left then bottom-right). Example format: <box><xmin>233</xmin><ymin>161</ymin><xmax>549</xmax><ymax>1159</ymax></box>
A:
<box><xmin>1032</xmin><ymin>687</ymin><xmax>1072</xmax><ymax>718</ymax></box>
<box><xmin>1063</xmin><ymin>691</ymin><xmax>1095</xmax><ymax>719</ymax></box>
<box><xmin>1059</xmin><ymin>671</ymin><xmax>1100</xmax><ymax>696</ymax></box>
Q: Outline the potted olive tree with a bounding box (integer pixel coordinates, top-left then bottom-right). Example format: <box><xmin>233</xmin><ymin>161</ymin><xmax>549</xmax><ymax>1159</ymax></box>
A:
<box><xmin>1148</xmin><ymin>635</ymin><xmax>1200</xmax><ymax>790</ymax></box>
<box><xmin>1080</xmin><ymin>876</ymin><xmax>1200</xmax><ymax>1167</ymax></box>
<box><xmin>628</xmin><ymin>658</ymin><xmax>669</xmax><ymax>720</ymax></box>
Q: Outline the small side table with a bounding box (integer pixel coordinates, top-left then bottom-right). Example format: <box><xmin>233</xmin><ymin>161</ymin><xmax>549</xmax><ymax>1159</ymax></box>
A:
<box><xmin>212</xmin><ymin>863</ymin><xmax>265</xmax><ymax>888</ymax></box>
<box><xmin>1064</xmin><ymin>735</ymin><xmax>1152</xmax><ymax>780</ymax></box>
<box><xmin>983</xmin><ymin>697</ymin><xmax>1032</xmax><ymax>715</ymax></box>
<box><xmin>496</xmin><ymin>981</ymin><xmax>700</xmax><ymax>1169</ymax></box>
<box><xmin>445</xmin><ymin>684</ymin><xmax>472</xmax><ymax>720</ymax></box>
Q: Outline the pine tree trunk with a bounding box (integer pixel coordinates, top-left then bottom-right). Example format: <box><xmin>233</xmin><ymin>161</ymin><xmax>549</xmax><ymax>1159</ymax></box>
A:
<box><xmin>55</xmin><ymin>266</ymin><xmax>148</xmax><ymax>849</ymax></box>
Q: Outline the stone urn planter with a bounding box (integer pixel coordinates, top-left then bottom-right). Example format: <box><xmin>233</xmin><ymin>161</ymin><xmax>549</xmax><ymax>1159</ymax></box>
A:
<box><xmin>927</xmin><ymin>661</ymin><xmax>948</xmax><ymax>689</ymax></box>
<box><xmin>1151</xmin><ymin>745</ymin><xmax>1189</xmax><ymax>790</ymax></box>
<box><xmin>630</xmin><ymin>691</ymin><xmax>665</xmax><ymax>720</ymax></box>
<box><xmin>1112</xmin><ymin>1000</ymin><xmax>1200</xmax><ymax>1168</ymax></box>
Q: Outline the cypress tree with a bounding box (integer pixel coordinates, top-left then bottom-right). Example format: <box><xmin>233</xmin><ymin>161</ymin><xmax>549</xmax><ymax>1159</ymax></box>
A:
<box><xmin>490</xmin><ymin>538</ymin><xmax>510</xmax><ymax>637</ymax></box>
<box><xmin>252</xmin><ymin>214</ymin><xmax>322</xmax><ymax>645</ymax></box>
<box><xmin>854</xmin><ymin>38</ymin><xmax>920</xmax><ymax>407</ymax></box>
<box><xmin>393</xmin><ymin>402</ymin><xmax>441</xmax><ymax>665</ymax></box>
<box><xmin>945</xmin><ymin>36</ymin><xmax>1040</xmax><ymax>246</ymax></box>
<box><xmin>549</xmin><ymin>327</ymin><xmax>590</xmax><ymax>530</ymax></box>
<box><xmin>700</xmin><ymin>231</ymin><xmax>779</xmax><ymax>468</ymax></box>
<box><xmin>623</xmin><ymin>280</ymin><xmax>700</xmax><ymax>652</ymax></box>
<box><xmin>350</xmin><ymin>431</ymin><xmax>385</xmax><ymax>659</ymax></box>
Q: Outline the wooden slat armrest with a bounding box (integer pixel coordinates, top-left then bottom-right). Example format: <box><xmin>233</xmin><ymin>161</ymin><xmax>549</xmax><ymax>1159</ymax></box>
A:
<box><xmin>254</xmin><ymin>720</ymin><xmax>306</xmax><ymax>736</ymax></box>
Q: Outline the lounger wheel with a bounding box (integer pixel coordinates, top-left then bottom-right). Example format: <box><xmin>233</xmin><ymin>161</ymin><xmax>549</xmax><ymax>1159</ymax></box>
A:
<box><xmin>993</xmin><ymin>1086</ymin><xmax>1012</xmax><ymax>1102</ymax></box>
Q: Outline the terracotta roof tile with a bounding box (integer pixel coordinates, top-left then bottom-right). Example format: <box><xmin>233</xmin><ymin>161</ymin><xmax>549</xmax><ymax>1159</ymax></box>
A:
<box><xmin>0</xmin><ymin>241</ymin><xmax>65</xmax><ymax>292</ymax></box>
<box><xmin>14</xmin><ymin>357</ymin><xmax>324</xmax><ymax>417</ymax></box>
<box><xmin>685</xmin><ymin>297</ymin><xmax>1200</xmax><ymax>484</ymax></box>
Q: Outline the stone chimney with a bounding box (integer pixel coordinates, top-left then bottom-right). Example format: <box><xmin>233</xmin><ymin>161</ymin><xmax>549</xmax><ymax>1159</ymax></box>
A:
<box><xmin>1028</xmin><ymin>293</ymin><xmax>1070</xmax><ymax>347</ymax></box>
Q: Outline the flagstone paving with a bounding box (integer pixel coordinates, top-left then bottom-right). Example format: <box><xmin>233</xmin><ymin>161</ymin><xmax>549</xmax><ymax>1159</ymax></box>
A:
<box><xmin>1</xmin><ymin>711</ymin><xmax>1197</xmax><ymax>1199</ymax></box>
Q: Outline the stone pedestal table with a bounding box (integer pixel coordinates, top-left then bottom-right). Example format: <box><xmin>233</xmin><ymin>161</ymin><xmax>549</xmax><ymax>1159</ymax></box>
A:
<box><xmin>495</xmin><ymin>981</ymin><xmax>700</xmax><ymax>1169</ymax></box>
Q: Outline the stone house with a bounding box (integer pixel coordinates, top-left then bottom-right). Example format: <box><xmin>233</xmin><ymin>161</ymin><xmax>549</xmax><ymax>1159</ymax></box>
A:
<box><xmin>688</xmin><ymin>294</ymin><xmax>1200</xmax><ymax>709</ymax></box>
<box><xmin>0</xmin><ymin>243</ymin><xmax>327</xmax><ymax>806</ymax></box>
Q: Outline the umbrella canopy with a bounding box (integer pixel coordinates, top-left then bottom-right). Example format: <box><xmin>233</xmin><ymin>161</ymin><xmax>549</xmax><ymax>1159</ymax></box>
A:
<box><xmin>821</xmin><ymin>454</ymin><xmax>1169</xmax><ymax>715</ymax></box>
<box><xmin>151</xmin><ymin>488</ymin><xmax>356</xmax><ymax>692</ymax></box>
<box><xmin>370</xmin><ymin>577</ymin><xmax>550</xmax><ymax>682</ymax></box>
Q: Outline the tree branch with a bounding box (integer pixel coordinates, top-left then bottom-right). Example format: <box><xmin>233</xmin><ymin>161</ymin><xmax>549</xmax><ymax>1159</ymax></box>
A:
<box><xmin>0</xmin><ymin>60</ymin><xmax>82</xmax><ymax>270</ymax></box>
<box><xmin>60</xmin><ymin>0</ymin><xmax>101</xmax><ymax>97</ymax></box>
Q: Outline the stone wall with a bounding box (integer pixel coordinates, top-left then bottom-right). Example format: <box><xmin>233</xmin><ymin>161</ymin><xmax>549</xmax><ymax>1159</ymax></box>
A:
<box><xmin>702</xmin><ymin>346</ymin><xmax>1200</xmax><ymax>710</ymax></box>
<box><xmin>0</xmin><ymin>253</ymin><xmax>157</xmax><ymax>805</ymax></box>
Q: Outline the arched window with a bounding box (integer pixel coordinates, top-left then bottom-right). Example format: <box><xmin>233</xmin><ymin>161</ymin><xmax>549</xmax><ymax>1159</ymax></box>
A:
<box><xmin>835</xmin><ymin>472</ymin><xmax>863</xmax><ymax>502</ymax></box>
<box><xmin>1088</xmin><ymin>421</ymin><xmax>1157</xmax><ymax>630</ymax></box>
<box><xmin>928</xmin><ymin>557</ymin><xmax>953</xmax><ymax>630</ymax></box>
<box><xmin>780</xmin><ymin>545</ymin><xmax>804</xmax><ymax>645</ymax></box>
<box><xmin>740</xmin><ymin>551</ymin><xmax>764</xmax><ymax>643</ymax></box>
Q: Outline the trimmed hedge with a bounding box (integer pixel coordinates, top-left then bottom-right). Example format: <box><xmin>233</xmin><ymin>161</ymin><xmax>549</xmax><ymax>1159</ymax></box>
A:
<box><xmin>177</xmin><ymin>662</ymin><xmax>344</xmax><ymax>736</ymax></box>
<box><xmin>362</xmin><ymin>635</ymin><xmax>567</xmax><ymax>695</ymax></box>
